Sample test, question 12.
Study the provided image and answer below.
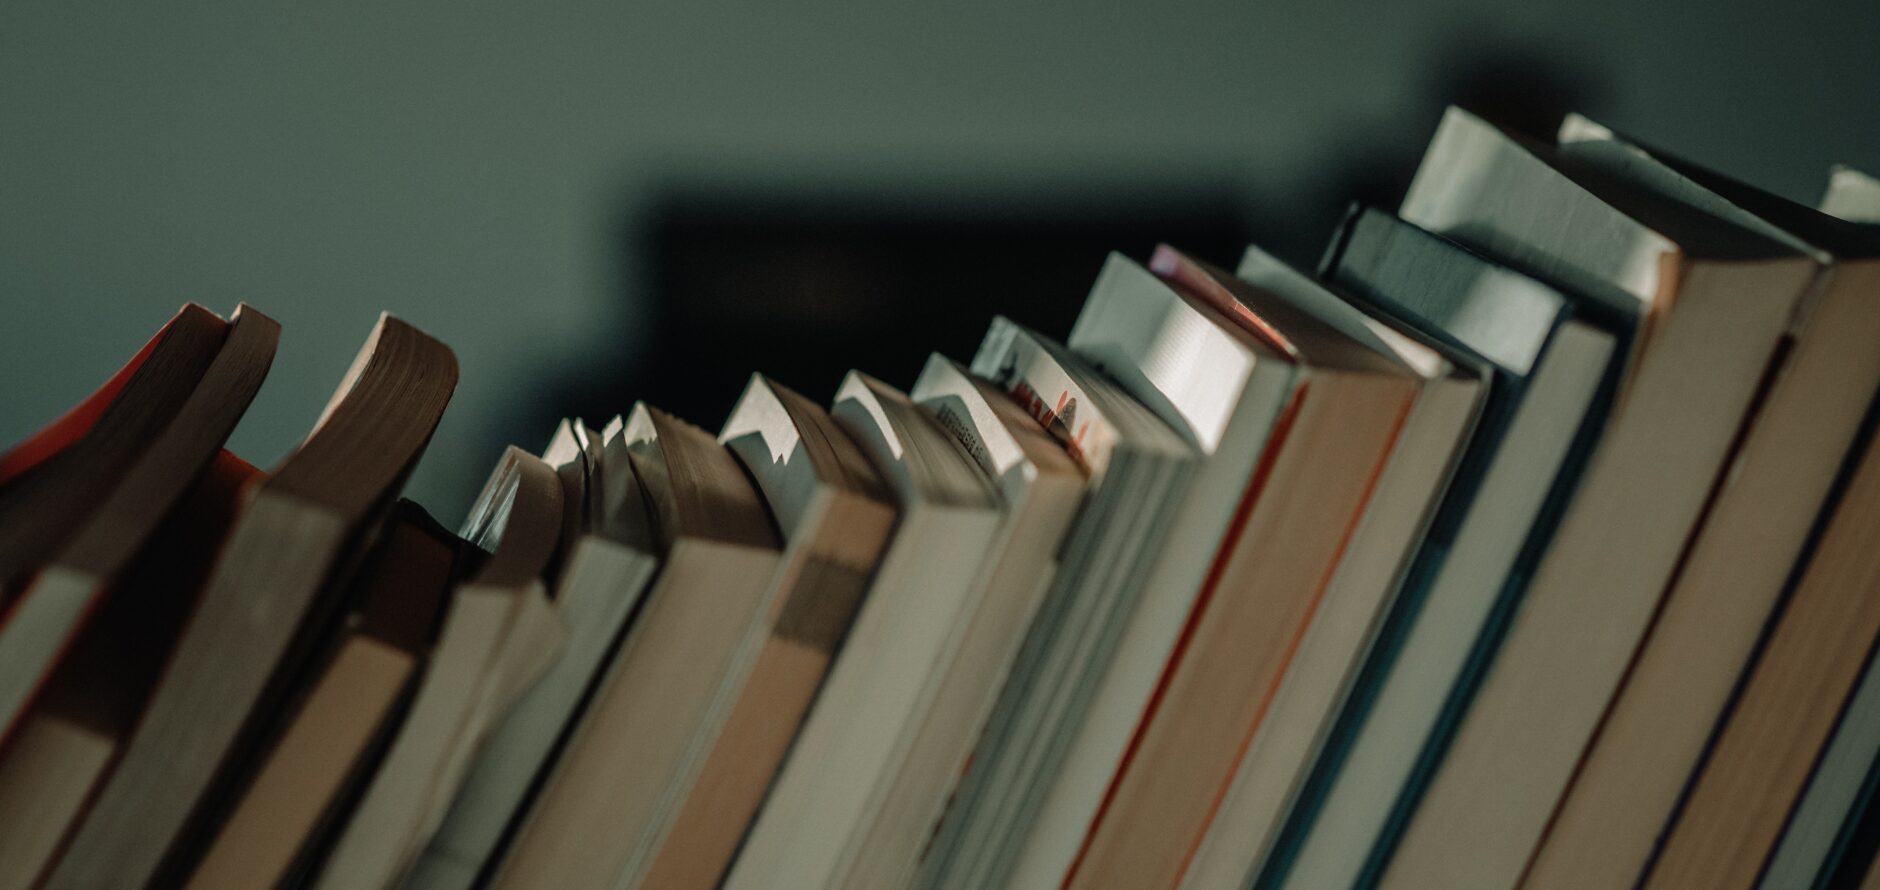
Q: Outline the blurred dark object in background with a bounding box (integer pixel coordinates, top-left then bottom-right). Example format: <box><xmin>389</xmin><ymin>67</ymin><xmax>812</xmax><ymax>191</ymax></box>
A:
<box><xmin>540</xmin><ymin>190</ymin><xmax>1254</xmax><ymax>435</ymax></box>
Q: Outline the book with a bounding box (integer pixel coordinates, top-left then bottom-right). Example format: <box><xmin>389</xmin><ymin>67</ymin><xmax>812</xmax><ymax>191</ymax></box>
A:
<box><xmin>1761</xmin><ymin>642</ymin><xmax>1880</xmax><ymax>890</ymax></box>
<box><xmin>1638</xmin><ymin>400</ymin><xmax>1880</xmax><ymax>886</ymax></box>
<box><xmin>1760</xmin><ymin>193</ymin><xmax>1880</xmax><ymax>890</ymax></box>
<box><xmin>1178</xmin><ymin>236</ymin><xmax>1485</xmax><ymax>890</ymax></box>
<box><xmin>1262</xmin><ymin>205</ymin><xmax>1621</xmax><ymax>890</ymax></box>
<box><xmin>409</xmin><ymin>419</ymin><xmax>660</xmax><ymax>890</ymax></box>
<box><xmin>314</xmin><ymin>445</ymin><xmax>566</xmax><ymax>887</ymax></box>
<box><xmin>1369</xmin><ymin>107</ymin><xmax>1817</xmax><ymax>890</ymax></box>
<box><xmin>833</xmin><ymin>353</ymin><xmax>1088</xmax><ymax>890</ymax></box>
<box><xmin>0</xmin><ymin>452</ymin><xmax>261</xmax><ymax>889</ymax></box>
<box><xmin>0</xmin><ymin>311</ymin><xmax>186</xmax><ymax>488</ymax></box>
<box><xmin>1841</xmin><ymin>770</ymin><xmax>1880</xmax><ymax>890</ymax></box>
<box><xmin>630</xmin><ymin>375</ymin><xmax>898</xmax><ymax>890</ymax></box>
<box><xmin>1823</xmin><ymin>166</ymin><xmax>1880</xmax><ymax>223</ymax></box>
<box><xmin>0</xmin><ymin>305</ymin><xmax>277</xmax><ymax>738</ymax></box>
<box><xmin>1520</xmin><ymin>115</ymin><xmax>1880</xmax><ymax>890</ymax></box>
<box><xmin>918</xmin><ymin>314</ymin><xmax>1198</xmax><ymax>890</ymax></box>
<box><xmin>1051</xmin><ymin>246</ymin><xmax>1428</xmax><ymax>890</ymax></box>
<box><xmin>490</xmin><ymin>403</ymin><xmax>783</xmax><ymax>890</ymax></box>
<box><xmin>720</xmin><ymin>370</ymin><xmax>1003</xmax><ymax>889</ymax></box>
<box><xmin>0</xmin><ymin>303</ymin><xmax>227</xmax><ymax>594</ymax></box>
<box><xmin>185</xmin><ymin>501</ymin><xmax>460</xmax><ymax>889</ymax></box>
<box><xmin>995</xmin><ymin>254</ymin><xmax>1331</xmax><ymax>890</ymax></box>
<box><xmin>41</xmin><ymin>314</ymin><xmax>457</xmax><ymax>889</ymax></box>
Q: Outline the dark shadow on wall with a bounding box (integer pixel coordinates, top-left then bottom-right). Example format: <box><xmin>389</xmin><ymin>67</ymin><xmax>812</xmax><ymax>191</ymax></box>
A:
<box><xmin>534</xmin><ymin>189</ymin><xmax>1257</xmax><ymax>435</ymax></box>
<box><xmin>1240</xmin><ymin>35</ymin><xmax>1614</xmax><ymax>275</ymax></box>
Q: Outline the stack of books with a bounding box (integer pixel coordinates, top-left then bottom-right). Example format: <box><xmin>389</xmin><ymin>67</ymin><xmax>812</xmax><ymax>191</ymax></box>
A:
<box><xmin>3</xmin><ymin>109</ymin><xmax>1878</xmax><ymax>890</ymax></box>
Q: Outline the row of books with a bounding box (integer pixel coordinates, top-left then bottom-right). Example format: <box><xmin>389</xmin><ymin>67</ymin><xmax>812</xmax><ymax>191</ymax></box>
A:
<box><xmin>2</xmin><ymin>109</ymin><xmax>1879</xmax><ymax>890</ymax></box>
